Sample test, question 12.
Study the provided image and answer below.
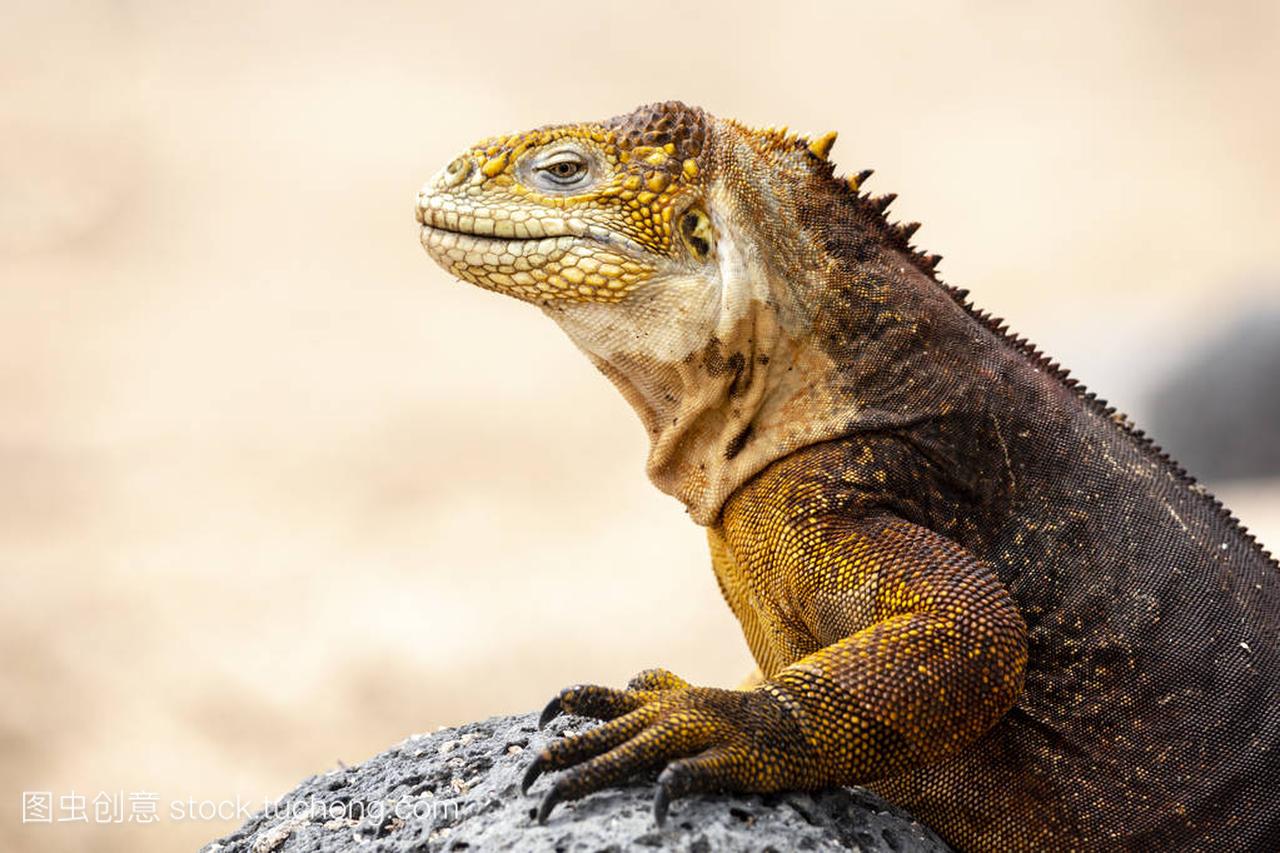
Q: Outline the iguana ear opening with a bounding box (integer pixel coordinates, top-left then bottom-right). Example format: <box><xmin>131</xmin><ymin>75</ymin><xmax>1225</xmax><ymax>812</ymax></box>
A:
<box><xmin>679</xmin><ymin>207</ymin><xmax>716</xmax><ymax>262</ymax></box>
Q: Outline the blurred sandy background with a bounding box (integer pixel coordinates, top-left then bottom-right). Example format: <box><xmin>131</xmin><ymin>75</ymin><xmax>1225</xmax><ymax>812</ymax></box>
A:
<box><xmin>2</xmin><ymin>1</ymin><xmax>1278</xmax><ymax>850</ymax></box>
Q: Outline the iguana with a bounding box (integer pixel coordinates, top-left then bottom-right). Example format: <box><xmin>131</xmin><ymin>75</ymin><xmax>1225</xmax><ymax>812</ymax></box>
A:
<box><xmin>414</xmin><ymin>101</ymin><xmax>1279</xmax><ymax>851</ymax></box>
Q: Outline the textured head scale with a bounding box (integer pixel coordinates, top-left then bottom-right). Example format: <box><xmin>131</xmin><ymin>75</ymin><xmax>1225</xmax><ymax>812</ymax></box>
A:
<box><xmin>417</xmin><ymin>102</ymin><xmax>716</xmax><ymax>303</ymax></box>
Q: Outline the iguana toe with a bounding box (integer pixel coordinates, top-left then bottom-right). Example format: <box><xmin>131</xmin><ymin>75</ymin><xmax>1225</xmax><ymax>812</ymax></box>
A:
<box><xmin>626</xmin><ymin>667</ymin><xmax>692</xmax><ymax>692</ymax></box>
<box><xmin>539</xmin><ymin>682</ymin><xmax>651</xmax><ymax>727</ymax></box>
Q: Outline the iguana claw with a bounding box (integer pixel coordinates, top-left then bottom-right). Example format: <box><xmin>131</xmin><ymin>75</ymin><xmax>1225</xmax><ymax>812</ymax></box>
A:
<box><xmin>652</xmin><ymin>775</ymin><xmax>673</xmax><ymax>826</ymax></box>
<box><xmin>538</xmin><ymin>695</ymin><xmax>563</xmax><ymax>728</ymax></box>
<box><xmin>536</xmin><ymin>787</ymin><xmax>562</xmax><ymax>824</ymax></box>
<box><xmin>521</xmin><ymin>754</ymin><xmax>545</xmax><ymax>794</ymax></box>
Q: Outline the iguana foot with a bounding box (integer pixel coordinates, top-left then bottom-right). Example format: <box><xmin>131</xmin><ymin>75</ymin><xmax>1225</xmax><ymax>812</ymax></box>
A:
<box><xmin>524</xmin><ymin>669</ymin><xmax>811</xmax><ymax>825</ymax></box>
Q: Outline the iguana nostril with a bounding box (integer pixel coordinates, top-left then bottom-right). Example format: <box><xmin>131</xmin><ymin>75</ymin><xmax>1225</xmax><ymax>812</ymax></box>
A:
<box><xmin>442</xmin><ymin>156</ymin><xmax>472</xmax><ymax>187</ymax></box>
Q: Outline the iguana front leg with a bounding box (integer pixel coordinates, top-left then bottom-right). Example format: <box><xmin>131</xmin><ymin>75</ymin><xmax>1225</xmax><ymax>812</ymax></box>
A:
<box><xmin>525</xmin><ymin>512</ymin><xmax>1029</xmax><ymax>823</ymax></box>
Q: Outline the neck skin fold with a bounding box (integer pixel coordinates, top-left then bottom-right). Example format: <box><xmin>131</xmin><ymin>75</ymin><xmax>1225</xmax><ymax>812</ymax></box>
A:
<box><xmin>546</xmin><ymin>193</ymin><xmax>856</xmax><ymax>525</ymax></box>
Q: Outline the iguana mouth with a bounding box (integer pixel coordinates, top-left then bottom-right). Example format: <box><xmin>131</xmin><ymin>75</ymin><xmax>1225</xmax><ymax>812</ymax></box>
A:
<box><xmin>419</xmin><ymin>221</ymin><xmax>544</xmax><ymax>243</ymax></box>
<box><xmin>417</xmin><ymin>201</ymin><xmax>650</xmax><ymax>302</ymax></box>
<box><xmin>416</xmin><ymin>196</ymin><xmax>587</xmax><ymax>242</ymax></box>
<box><xmin>418</xmin><ymin>219</ymin><xmax>578</xmax><ymax>255</ymax></box>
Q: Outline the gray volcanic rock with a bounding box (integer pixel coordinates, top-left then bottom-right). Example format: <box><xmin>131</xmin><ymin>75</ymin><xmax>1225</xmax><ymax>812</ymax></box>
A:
<box><xmin>202</xmin><ymin>711</ymin><xmax>951</xmax><ymax>853</ymax></box>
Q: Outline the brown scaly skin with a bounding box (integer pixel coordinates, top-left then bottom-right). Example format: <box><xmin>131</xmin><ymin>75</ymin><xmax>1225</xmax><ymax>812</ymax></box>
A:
<box><xmin>415</xmin><ymin>102</ymin><xmax>1280</xmax><ymax>851</ymax></box>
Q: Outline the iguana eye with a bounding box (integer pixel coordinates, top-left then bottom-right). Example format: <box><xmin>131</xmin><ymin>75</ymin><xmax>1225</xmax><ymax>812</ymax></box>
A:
<box><xmin>548</xmin><ymin>160</ymin><xmax>584</xmax><ymax>180</ymax></box>
<box><xmin>534</xmin><ymin>152</ymin><xmax>590</xmax><ymax>189</ymax></box>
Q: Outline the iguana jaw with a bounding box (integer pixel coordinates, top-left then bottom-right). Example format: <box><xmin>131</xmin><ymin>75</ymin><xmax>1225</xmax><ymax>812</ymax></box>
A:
<box><xmin>416</xmin><ymin>197</ymin><xmax>657</xmax><ymax>304</ymax></box>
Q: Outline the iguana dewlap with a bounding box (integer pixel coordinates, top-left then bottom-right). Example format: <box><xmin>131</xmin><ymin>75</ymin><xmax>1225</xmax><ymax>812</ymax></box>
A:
<box><xmin>415</xmin><ymin>102</ymin><xmax>1279</xmax><ymax>851</ymax></box>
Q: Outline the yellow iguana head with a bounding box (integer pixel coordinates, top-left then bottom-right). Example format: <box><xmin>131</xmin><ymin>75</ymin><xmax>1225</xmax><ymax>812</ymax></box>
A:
<box><xmin>417</xmin><ymin>101</ymin><xmax>941</xmax><ymax>522</ymax></box>
<box><xmin>416</xmin><ymin>102</ymin><xmax>715</xmax><ymax>303</ymax></box>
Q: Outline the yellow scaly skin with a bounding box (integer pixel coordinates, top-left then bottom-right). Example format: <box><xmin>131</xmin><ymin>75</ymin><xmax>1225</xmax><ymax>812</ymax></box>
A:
<box><xmin>415</xmin><ymin>102</ymin><xmax>1280</xmax><ymax>850</ymax></box>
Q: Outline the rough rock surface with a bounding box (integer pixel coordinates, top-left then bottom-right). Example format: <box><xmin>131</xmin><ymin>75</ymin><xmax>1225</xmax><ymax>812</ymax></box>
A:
<box><xmin>203</xmin><ymin>711</ymin><xmax>951</xmax><ymax>852</ymax></box>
